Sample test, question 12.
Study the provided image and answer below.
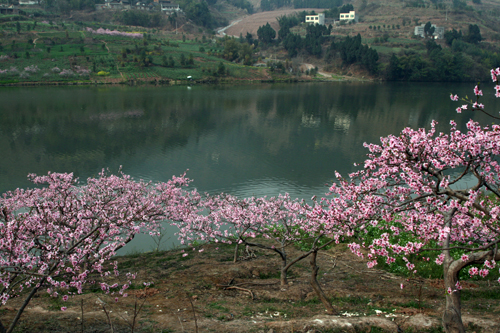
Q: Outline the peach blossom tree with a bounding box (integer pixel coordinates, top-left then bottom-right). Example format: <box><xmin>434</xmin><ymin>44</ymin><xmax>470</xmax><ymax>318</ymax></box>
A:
<box><xmin>315</xmin><ymin>69</ymin><xmax>500</xmax><ymax>332</ymax></box>
<box><xmin>0</xmin><ymin>170</ymin><xmax>195</xmax><ymax>333</ymax></box>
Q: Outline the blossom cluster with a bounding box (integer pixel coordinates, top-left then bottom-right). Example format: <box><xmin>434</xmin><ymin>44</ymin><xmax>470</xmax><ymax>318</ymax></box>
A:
<box><xmin>0</xmin><ymin>170</ymin><xmax>196</xmax><ymax>305</ymax></box>
<box><xmin>24</xmin><ymin>65</ymin><xmax>39</xmax><ymax>73</ymax></box>
<box><xmin>74</xmin><ymin>65</ymin><xmax>91</xmax><ymax>76</ymax></box>
<box><xmin>313</xmin><ymin>70</ymin><xmax>500</xmax><ymax>286</ymax></box>
<box><xmin>85</xmin><ymin>27</ymin><xmax>143</xmax><ymax>39</ymax></box>
<box><xmin>0</xmin><ymin>66</ymin><xmax>19</xmax><ymax>75</ymax></box>
<box><xmin>59</xmin><ymin>69</ymin><xmax>74</xmax><ymax>76</ymax></box>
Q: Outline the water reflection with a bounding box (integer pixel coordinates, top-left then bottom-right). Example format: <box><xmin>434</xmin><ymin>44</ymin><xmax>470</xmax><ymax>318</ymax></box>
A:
<box><xmin>0</xmin><ymin>82</ymin><xmax>496</xmax><ymax>252</ymax></box>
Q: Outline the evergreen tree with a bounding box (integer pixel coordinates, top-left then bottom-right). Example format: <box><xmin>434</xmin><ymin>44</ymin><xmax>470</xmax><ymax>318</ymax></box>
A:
<box><xmin>257</xmin><ymin>23</ymin><xmax>276</xmax><ymax>44</ymax></box>
<box><xmin>466</xmin><ymin>24</ymin><xmax>482</xmax><ymax>44</ymax></box>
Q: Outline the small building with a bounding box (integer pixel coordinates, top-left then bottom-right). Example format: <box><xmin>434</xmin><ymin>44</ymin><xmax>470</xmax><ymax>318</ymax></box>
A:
<box><xmin>0</xmin><ymin>4</ymin><xmax>19</xmax><ymax>14</ymax></box>
<box><xmin>305</xmin><ymin>13</ymin><xmax>325</xmax><ymax>25</ymax></box>
<box><xmin>339</xmin><ymin>10</ymin><xmax>357</xmax><ymax>22</ymax></box>
<box><xmin>134</xmin><ymin>1</ymin><xmax>154</xmax><ymax>10</ymax></box>
<box><xmin>96</xmin><ymin>0</ymin><xmax>130</xmax><ymax>10</ymax></box>
<box><xmin>414</xmin><ymin>23</ymin><xmax>444</xmax><ymax>39</ymax></box>
<box><xmin>159</xmin><ymin>0</ymin><xmax>180</xmax><ymax>13</ymax></box>
<box><xmin>18</xmin><ymin>0</ymin><xmax>39</xmax><ymax>5</ymax></box>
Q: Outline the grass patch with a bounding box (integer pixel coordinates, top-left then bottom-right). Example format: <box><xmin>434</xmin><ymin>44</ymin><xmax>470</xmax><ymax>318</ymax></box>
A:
<box><xmin>461</xmin><ymin>287</ymin><xmax>500</xmax><ymax>300</ymax></box>
<box><xmin>291</xmin><ymin>297</ymin><xmax>321</xmax><ymax>307</ymax></box>
<box><xmin>332</xmin><ymin>295</ymin><xmax>371</xmax><ymax>306</ymax></box>
<box><xmin>207</xmin><ymin>301</ymin><xmax>229</xmax><ymax>312</ymax></box>
<box><xmin>398</xmin><ymin>300</ymin><xmax>431</xmax><ymax>309</ymax></box>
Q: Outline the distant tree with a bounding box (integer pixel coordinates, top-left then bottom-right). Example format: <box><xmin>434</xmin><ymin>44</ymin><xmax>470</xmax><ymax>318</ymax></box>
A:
<box><xmin>187</xmin><ymin>53</ymin><xmax>194</xmax><ymax>66</ymax></box>
<box><xmin>185</xmin><ymin>0</ymin><xmax>215</xmax><ymax>28</ymax></box>
<box><xmin>465</xmin><ymin>24</ymin><xmax>482</xmax><ymax>44</ymax></box>
<box><xmin>245</xmin><ymin>32</ymin><xmax>254</xmax><ymax>44</ymax></box>
<box><xmin>257</xmin><ymin>23</ymin><xmax>276</xmax><ymax>44</ymax></box>
<box><xmin>339</xmin><ymin>3</ymin><xmax>353</xmax><ymax>13</ymax></box>
<box><xmin>425</xmin><ymin>39</ymin><xmax>442</xmax><ymax>55</ymax></box>
<box><xmin>223</xmin><ymin>38</ymin><xmax>240</xmax><ymax>61</ymax></box>
<box><xmin>217</xmin><ymin>61</ymin><xmax>226</xmax><ymax>76</ymax></box>
<box><xmin>303</xmin><ymin>24</ymin><xmax>328</xmax><ymax>57</ymax></box>
<box><xmin>386</xmin><ymin>53</ymin><xmax>402</xmax><ymax>80</ymax></box>
<box><xmin>452</xmin><ymin>0</ymin><xmax>467</xmax><ymax>10</ymax></box>
<box><xmin>261</xmin><ymin>0</ymin><xmax>272</xmax><ymax>11</ymax></box>
<box><xmin>283</xmin><ymin>33</ymin><xmax>302</xmax><ymax>57</ymax></box>
<box><xmin>332</xmin><ymin>34</ymin><xmax>379</xmax><ymax>74</ymax></box>
<box><xmin>444</xmin><ymin>28</ymin><xmax>462</xmax><ymax>46</ymax></box>
<box><xmin>424</xmin><ymin>21</ymin><xmax>435</xmax><ymax>38</ymax></box>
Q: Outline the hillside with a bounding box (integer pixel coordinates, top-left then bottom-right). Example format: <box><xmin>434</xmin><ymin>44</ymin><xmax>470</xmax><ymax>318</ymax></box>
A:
<box><xmin>221</xmin><ymin>0</ymin><xmax>500</xmax><ymax>41</ymax></box>
<box><xmin>1</xmin><ymin>0</ymin><xmax>500</xmax><ymax>84</ymax></box>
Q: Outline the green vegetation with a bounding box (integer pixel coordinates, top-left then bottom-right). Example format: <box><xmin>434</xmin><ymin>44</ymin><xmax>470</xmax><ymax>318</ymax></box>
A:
<box><xmin>1</xmin><ymin>0</ymin><xmax>500</xmax><ymax>85</ymax></box>
<box><xmin>357</xmin><ymin>221</ymin><xmax>500</xmax><ymax>282</ymax></box>
<box><xmin>0</xmin><ymin>21</ymin><xmax>274</xmax><ymax>85</ymax></box>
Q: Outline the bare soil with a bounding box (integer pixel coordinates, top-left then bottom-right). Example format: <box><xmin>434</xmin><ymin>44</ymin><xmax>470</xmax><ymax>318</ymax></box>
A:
<box><xmin>2</xmin><ymin>242</ymin><xmax>500</xmax><ymax>332</ymax></box>
<box><xmin>223</xmin><ymin>9</ymin><xmax>324</xmax><ymax>38</ymax></box>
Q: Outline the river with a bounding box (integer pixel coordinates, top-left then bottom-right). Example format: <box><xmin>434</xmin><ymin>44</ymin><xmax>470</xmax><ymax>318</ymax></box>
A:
<box><xmin>0</xmin><ymin>81</ymin><xmax>496</xmax><ymax>252</ymax></box>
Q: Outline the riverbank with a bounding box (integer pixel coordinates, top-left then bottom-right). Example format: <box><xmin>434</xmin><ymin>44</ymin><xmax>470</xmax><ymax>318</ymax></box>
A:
<box><xmin>0</xmin><ymin>18</ymin><xmax>381</xmax><ymax>89</ymax></box>
<box><xmin>0</xmin><ymin>71</ymin><xmax>371</xmax><ymax>87</ymax></box>
<box><xmin>2</xmin><ymin>242</ymin><xmax>499</xmax><ymax>332</ymax></box>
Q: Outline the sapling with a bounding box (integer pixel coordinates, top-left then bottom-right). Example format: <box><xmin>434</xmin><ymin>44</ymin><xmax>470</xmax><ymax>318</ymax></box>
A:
<box><xmin>176</xmin><ymin>193</ymin><xmax>337</xmax><ymax>313</ymax></box>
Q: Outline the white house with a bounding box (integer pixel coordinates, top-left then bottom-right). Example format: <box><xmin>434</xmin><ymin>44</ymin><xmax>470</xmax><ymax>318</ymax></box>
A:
<box><xmin>339</xmin><ymin>10</ymin><xmax>357</xmax><ymax>22</ymax></box>
<box><xmin>18</xmin><ymin>0</ymin><xmax>39</xmax><ymax>5</ymax></box>
<box><xmin>414</xmin><ymin>23</ymin><xmax>444</xmax><ymax>39</ymax></box>
<box><xmin>305</xmin><ymin>13</ymin><xmax>325</xmax><ymax>25</ymax></box>
<box><xmin>159</xmin><ymin>0</ymin><xmax>180</xmax><ymax>13</ymax></box>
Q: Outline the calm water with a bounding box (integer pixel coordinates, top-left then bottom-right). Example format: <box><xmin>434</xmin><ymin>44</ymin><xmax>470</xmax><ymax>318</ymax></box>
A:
<box><xmin>0</xmin><ymin>82</ymin><xmax>496</xmax><ymax>252</ymax></box>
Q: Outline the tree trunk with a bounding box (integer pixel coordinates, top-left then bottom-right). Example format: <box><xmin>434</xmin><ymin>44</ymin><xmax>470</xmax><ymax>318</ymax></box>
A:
<box><xmin>280</xmin><ymin>264</ymin><xmax>288</xmax><ymax>286</ymax></box>
<box><xmin>233</xmin><ymin>243</ymin><xmax>239</xmax><ymax>263</ymax></box>
<box><xmin>309</xmin><ymin>250</ymin><xmax>336</xmax><ymax>315</ymax></box>
<box><xmin>6</xmin><ymin>279</ymin><xmax>45</xmax><ymax>333</ymax></box>
<box><xmin>442</xmin><ymin>260</ymin><xmax>465</xmax><ymax>333</ymax></box>
<box><xmin>0</xmin><ymin>319</ymin><xmax>6</xmax><ymax>333</ymax></box>
<box><xmin>441</xmin><ymin>210</ymin><xmax>465</xmax><ymax>333</ymax></box>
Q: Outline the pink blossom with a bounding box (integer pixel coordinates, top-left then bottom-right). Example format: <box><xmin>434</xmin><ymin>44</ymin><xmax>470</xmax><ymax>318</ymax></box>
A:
<box><xmin>474</xmin><ymin>85</ymin><xmax>483</xmax><ymax>96</ymax></box>
<box><xmin>479</xmin><ymin>269</ymin><xmax>489</xmax><ymax>278</ymax></box>
<box><xmin>0</xmin><ymin>170</ymin><xmax>195</xmax><ymax>321</ymax></box>
<box><xmin>450</xmin><ymin>94</ymin><xmax>459</xmax><ymax>101</ymax></box>
<box><xmin>469</xmin><ymin>267</ymin><xmax>479</xmax><ymax>276</ymax></box>
<box><xmin>461</xmin><ymin>254</ymin><xmax>469</xmax><ymax>262</ymax></box>
<box><xmin>61</xmin><ymin>307</ymin><xmax>67</xmax><ymax>311</ymax></box>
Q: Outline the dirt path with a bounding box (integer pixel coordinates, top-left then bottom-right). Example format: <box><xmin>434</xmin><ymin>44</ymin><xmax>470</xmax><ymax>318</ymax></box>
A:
<box><xmin>2</xmin><ymin>243</ymin><xmax>499</xmax><ymax>332</ymax></box>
